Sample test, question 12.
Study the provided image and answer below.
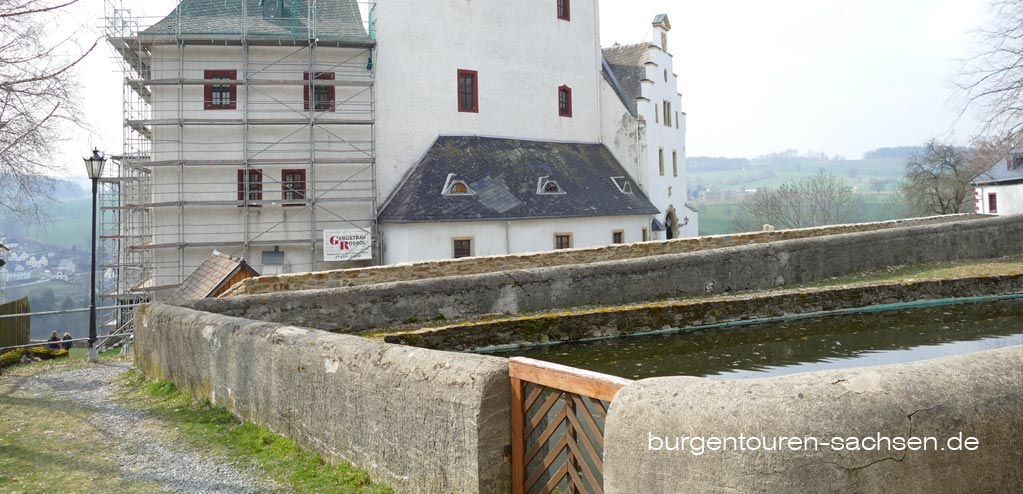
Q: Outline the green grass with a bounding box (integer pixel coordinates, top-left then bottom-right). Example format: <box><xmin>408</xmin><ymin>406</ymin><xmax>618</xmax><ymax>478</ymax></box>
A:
<box><xmin>792</xmin><ymin>255</ymin><xmax>1023</xmax><ymax>290</ymax></box>
<box><xmin>693</xmin><ymin>193</ymin><xmax>908</xmax><ymax>236</ymax></box>
<box><xmin>117</xmin><ymin>372</ymin><xmax>392</xmax><ymax>494</ymax></box>
<box><xmin>0</xmin><ymin>356</ymin><xmax>159</xmax><ymax>494</ymax></box>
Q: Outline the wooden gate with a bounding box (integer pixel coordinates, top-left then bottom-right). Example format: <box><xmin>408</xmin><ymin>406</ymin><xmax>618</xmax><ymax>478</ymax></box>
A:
<box><xmin>0</xmin><ymin>297</ymin><xmax>30</xmax><ymax>349</ymax></box>
<box><xmin>509</xmin><ymin>357</ymin><xmax>634</xmax><ymax>494</ymax></box>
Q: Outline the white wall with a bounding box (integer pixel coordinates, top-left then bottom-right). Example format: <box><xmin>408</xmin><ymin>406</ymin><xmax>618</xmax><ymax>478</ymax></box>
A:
<box><xmin>976</xmin><ymin>184</ymin><xmax>1023</xmax><ymax>216</ymax></box>
<box><xmin>382</xmin><ymin>215</ymin><xmax>650</xmax><ymax>264</ymax></box>
<box><xmin>599</xmin><ymin>80</ymin><xmax>643</xmax><ymax>186</ymax></box>
<box><xmin>596</xmin><ymin>19</ymin><xmax>697</xmax><ymax>238</ymax></box>
<box><xmin>373</xmin><ymin>0</ymin><xmax>605</xmax><ymax>201</ymax></box>
<box><xmin>639</xmin><ymin>24</ymin><xmax>691</xmax><ymax>237</ymax></box>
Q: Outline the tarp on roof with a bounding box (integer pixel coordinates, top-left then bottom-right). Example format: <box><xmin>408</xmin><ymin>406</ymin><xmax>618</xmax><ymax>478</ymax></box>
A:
<box><xmin>141</xmin><ymin>0</ymin><xmax>371</xmax><ymax>43</ymax></box>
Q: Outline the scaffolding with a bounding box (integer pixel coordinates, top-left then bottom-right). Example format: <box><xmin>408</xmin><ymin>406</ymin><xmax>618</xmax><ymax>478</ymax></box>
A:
<box><xmin>101</xmin><ymin>0</ymin><xmax>378</xmax><ymax>311</ymax></box>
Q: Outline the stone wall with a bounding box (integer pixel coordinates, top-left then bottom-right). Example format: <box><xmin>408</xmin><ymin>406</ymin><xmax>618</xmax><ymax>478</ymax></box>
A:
<box><xmin>133</xmin><ymin>304</ymin><xmax>511</xmax><ymax>494</ymax></box>
<box><xmin>189</xmin><ymin>215</ymin><xmax>1023</xmax><ymax>333</ymax></box>
<box><xmin>384</xmin><ymin>275</ymin><xmax>1023</xmax><ymax>351</ymax></box>
<box><xmin>222</xmin><ymin>215</ymin><xmax>984</xmax><ymax>297</ymax></box>
<box><xmin>604</xmin><ymin>344</ymin><xmax>1023</xmax><ymax>493</ymax></box>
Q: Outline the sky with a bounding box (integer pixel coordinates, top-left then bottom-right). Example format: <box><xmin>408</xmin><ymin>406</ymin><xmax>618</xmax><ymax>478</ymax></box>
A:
<box><xmin>50</xmin><ymin>0</ymin><xmax>993</xmax><ymax>179</ymax></box>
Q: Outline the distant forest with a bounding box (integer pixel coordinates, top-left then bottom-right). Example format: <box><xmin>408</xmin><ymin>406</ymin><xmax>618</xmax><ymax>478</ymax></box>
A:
<box><xmin>861</xmin><ymin>146</ymin><xmax>927</xmax><ymax>160</ymax></box>
<box><xmin>690</xmin><ymin>146</ymin><xmax>925</xmax><ymax>171</ymax></box>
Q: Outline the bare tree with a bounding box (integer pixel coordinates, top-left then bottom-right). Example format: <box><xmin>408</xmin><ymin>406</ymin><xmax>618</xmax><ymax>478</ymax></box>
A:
<box><xmin>898</xmin><ymin>140</ymin><xmax>983</xmax><ymax>216</ymax></box>
<box><xmin>733</xmin><ymin>170</ymin><xmax>862</xmax><ymax>231</ymax></box>
<box><xmin>956</xmin><ymin>0</ymin><xmax>1023</xmax><ymax>140</ymax></box>
<box><xmin>0</xmin><ymin>0</ymin><xmax>96</xmax><ymax>218</ymax></box>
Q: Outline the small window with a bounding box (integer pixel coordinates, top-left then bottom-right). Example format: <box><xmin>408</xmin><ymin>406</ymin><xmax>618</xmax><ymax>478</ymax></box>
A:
<box><xmin>554</xmin><ymin>233</ymin><xmax>572</xmax><ymax>250</ymax></box>
<box><xmin>642</xmin><ymin>228</ymin><xmax>649</xmax><ymax>242</ymax></box>
<box><xmin>661</xmin><ymin>32</ymin><xmax>668</xmax><ymax>52</ymax></box>
<box><xmin>672</xmin><ymin>151</ymin><xmax>678</xmax><ymax>177</ymax></box>
<box><xmin>458</xmin><ymin>70</ymin><xmax>478</xmax><ymax>113</ymax></box>
<box><xmin>442</xmin><ymin>174</ymin><xmax>474</xmax><ymax>195</ymax></box>
<box><xmin>610</xmin><ymin>176</ymin><xmax>634</xmax><ymax>194</ymax></box>
<box><xmin>612</xmin><ymin>231</ymin><xmax>624</xmax><ymax>244</ymax></box>
<box><xmin>676</xmin><ymin>112</ymin><xmax>680</xmax><ymax>129</ymax></box>
<box><xmin>557</xmin><ymin>0</ymin><xmax>570</xmax><ymax>21</ymax></box>
<box><xmin>282</xmin><ymin>169</ymin><xmax>306</xmax><ymax>205</ymax></box>
<box><xmin>1011</xmin><ymin>155</ymin><xmax>1023</xmax><ymax>170</ymax></box>
<box><xmin>663</xmin><ymin>70</ymin><xmax>668</xmax><ymax>82</ymax></box>
<box><xmin>658</xmin><ymin>148</ymin><xmax>665</xmax><ymax>176</ymax></box>
<box><xmin>304</xmin><ymin>72</ymin><xmax>335</xmax><ymax>112</ymax></box>
<box><xmin>237</xmin><ymin>168</ymin><xmax>263</xmax><ymax>205</ymax></box>
<box><xmin>989</xmin><ymin>193</ymin><xmax>998</xmax><ymax>214</ymax></box>
<box><xmin>537</xmin><ymin>176</ymin><xmax>566</xmax><ymax>195</ymax></box>
<box><xmin>204</xmin><ymin>70</ymin><xmax>237</xmax><ymax>110</ymax></box>
<box><xmin>663</xmin><ymin>101</ymin><xmax>672</xmax><ymax>127</ymax></box>
<box><xmin>558</xmin><ymin>85</ymin><xmax>573</xmax><ymax>117</ymax></box>
<box><xmin>453</xmin><ymin>238</ymin><xmax>473</xmax><ymax>259</ymax></box>
<box><xmin>655</xmin><ymin>106</ymin><xmax>659</xmax><ymax>123</ymax></box>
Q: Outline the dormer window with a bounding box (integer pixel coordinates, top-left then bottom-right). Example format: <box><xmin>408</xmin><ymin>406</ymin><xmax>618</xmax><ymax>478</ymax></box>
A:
<box><xmin>537</xmin><ymin>176</ymin><xmax>566</xmax><ymax>195</ymax></box>
<box><xmin>442</xmin><ymin>173</ymin><xmax>474</xmax><ymax>196</ymax></box>
<box><xmin>1011</xmin><ymin>154</ymin><xmax>1023</xmax><ymax>170</ymax></box>
<box><xmin>610</xmin><ymin>176</ymin><xmax>634</xmax><ymax>194</ymax></box>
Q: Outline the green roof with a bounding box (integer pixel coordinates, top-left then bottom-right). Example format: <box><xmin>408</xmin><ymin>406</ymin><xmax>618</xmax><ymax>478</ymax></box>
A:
<box><xmin>142</xmin><ymin>0</ymin><xmax>372</xmax><ymax>43</ymax></box>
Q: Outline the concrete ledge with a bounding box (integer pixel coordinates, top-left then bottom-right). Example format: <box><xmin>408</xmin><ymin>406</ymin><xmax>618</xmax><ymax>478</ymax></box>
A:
<box><xmin>221</xmin><ymin>215</ymin><xmax>985</xmax><ymax>297</ymax></box>
<box><xmin>188</xmin><ymin>215</ymin><xmax>1023</xmax><ymax>333</ymax></box>
<box><xmin>383</xmin><ymin>274</ymin><xmax>1023</xmax><ymax>350</ymax></box>
<box><xmin>134</xmin><ymin>304</ymin><xmax>512</xmax><ymax>494</ymax></box>
<box><xmin>604</xmin><ymin>345</ymin><xmax>1023</xmax><ymax>493</ymax></box>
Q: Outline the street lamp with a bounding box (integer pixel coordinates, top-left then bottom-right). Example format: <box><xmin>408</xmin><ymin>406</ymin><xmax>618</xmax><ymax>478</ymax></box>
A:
<box><xmin>84</xmin><ymin>149</ymin><xmax>106</xmax><ymax>362</ymax></box>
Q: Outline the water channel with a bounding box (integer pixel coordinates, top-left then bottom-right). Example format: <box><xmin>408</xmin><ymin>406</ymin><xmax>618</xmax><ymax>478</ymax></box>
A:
<box><xmin>492</xmin><ymin>297</ymin><xmax>1023</xmax><ymax>380</ymax></box>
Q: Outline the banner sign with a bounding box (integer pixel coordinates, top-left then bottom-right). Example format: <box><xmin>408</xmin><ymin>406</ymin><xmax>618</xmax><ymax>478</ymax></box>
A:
<box><xmin>323</xmin><ymin>229</ymin><xmax>373</xmax><ymax>262</ymax></box>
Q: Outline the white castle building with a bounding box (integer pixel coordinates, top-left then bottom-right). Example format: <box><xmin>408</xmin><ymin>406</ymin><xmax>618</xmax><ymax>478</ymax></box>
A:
<box><xmin>105</xmin><ymin>0</ymin><xmax>697</xmax><ymax>298</ymax></box>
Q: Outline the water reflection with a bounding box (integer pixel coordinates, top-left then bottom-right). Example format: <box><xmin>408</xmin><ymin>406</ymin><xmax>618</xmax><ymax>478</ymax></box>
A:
<box><xmin>493</xmin><ymin>299</ymin><xmax>1023</xmax><ymax>380</ymax></box>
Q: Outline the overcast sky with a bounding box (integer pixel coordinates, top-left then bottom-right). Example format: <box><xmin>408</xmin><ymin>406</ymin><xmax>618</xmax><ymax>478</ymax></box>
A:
<box><xmin>54</xmin><ymin>0</ymin><xmax>991</xmax><ymax>177</ymax></box>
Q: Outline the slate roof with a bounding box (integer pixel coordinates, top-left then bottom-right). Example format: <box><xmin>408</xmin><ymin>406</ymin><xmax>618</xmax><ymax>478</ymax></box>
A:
<box><xmin>601</xmin><ymin>59</ymin><xmax>637</xmax><ymax>117</ymax></box>
<box><xmin>142</xmin><ymin>0</ymin><xmax>371</xmax><ymax>43</ymax></box>
<box><xmin>602</xmin><ymin>43</ymin><xmax>651</xmax><ymax>116</ymax></box>
<box><xmin>378</xmin><ymin>136</ymin><xmax>659</xmax><ymax>223</ymax></box>
<box><xmin>973</xmin><ymin>142</ymin><xmax>1023</xmax><ymax>186</ymax></box>
<box><xmin>164</xmin><ymin>253</ymin><xmax>258</xmax><ymax>303</ymax></box>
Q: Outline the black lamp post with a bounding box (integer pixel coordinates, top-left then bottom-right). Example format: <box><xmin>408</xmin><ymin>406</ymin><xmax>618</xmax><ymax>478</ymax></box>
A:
<box><xmin>84</xmin><ymin>149</ymin><xmax>106</xmax><ymax>362</ymax></box>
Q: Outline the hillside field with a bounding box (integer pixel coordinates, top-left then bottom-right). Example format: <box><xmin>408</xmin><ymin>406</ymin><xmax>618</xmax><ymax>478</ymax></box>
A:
<box><xmin>689</xmin><ymin>157</ymin><xmax>906</xmax><ymax>195</ymax></box>
<box><xmin>693</xmin><ymin>193</ymin><xmax>906</xmax><ymax>236</ymax></box>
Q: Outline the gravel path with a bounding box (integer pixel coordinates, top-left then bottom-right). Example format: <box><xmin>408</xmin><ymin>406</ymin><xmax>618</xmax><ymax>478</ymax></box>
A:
<box><xmin>11</xmin><ymin>361</ymin><xmax>279</xmax><ymax>494</ymax></box>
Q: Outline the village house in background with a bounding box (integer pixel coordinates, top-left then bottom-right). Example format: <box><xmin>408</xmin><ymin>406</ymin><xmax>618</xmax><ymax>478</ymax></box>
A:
<box><xmin>102</xmin><ymin>0</ymin><xmax>696</xmax><ymax>302</ymax></box>
<box><xmin>974</xmin><ymin>142</ymin><xmax>1023</xmax><ymax>216</ymax></box>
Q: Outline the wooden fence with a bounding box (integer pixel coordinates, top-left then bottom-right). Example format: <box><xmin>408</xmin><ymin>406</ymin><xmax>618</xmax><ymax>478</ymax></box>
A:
<box><xmin>509</xmin><ymin>357</ymin><xmax>634</xmax><ymax>494</ymax></box>
<box><xmin>0</xmin><ymin>298</ymin><xmax>31</xmax><ymax>350</ymax></box>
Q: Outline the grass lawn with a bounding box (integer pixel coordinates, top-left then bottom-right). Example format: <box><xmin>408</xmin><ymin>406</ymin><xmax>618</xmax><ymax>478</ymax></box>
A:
<box><xmin>0</xmin><ymin>357</ymin><xmax>391</xmax><ymax>494</ymax></box>
<box><xmin>693</xmin><ymin>192</ymin><xmax>907</xmax><ymax>236</ymax></box>
<box><xmin>0</xmin><ymin>357</ymin><xmax>161</xmax><ymax>494</ymax></box>
<box><xmin>117</xmin><ymin>372</ymin><xmax>392</xmax><ymax>494</ymax></box>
